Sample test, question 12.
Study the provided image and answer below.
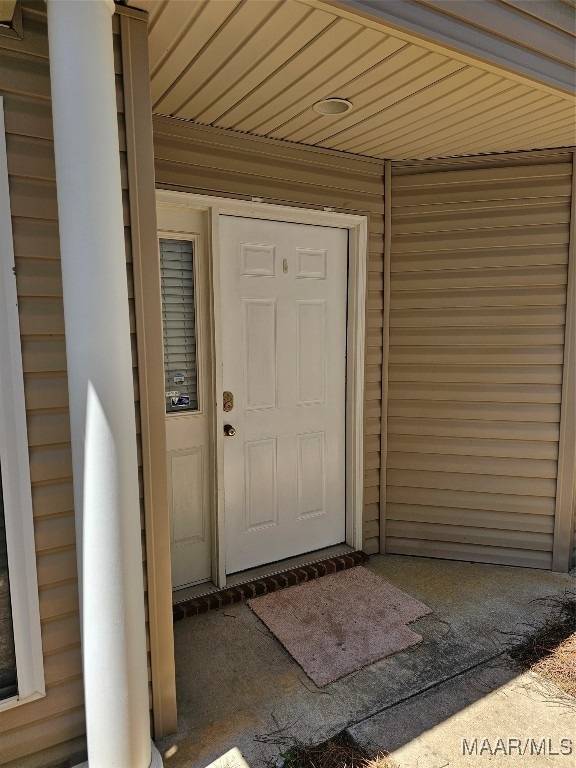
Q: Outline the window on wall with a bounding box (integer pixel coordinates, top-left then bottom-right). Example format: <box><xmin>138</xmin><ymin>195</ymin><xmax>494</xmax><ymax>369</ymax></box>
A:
<box><xmin>0</xmin><ymin>95</ymin><xmax>44</xmax><ymax>709</ymax></box>
<box><xmin>159</xmin><ymin>237</ymin><xmax>199</xmax><ymax>413</ymax></box>
<box><xmin>0</xmin><ymin>471</ymin><xmax>17</xmax><ymax>701</ymax></box>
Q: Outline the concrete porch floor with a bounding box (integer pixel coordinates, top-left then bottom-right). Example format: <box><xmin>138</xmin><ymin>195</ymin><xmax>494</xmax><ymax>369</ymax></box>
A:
<box><xmin>157</xmin><ymin>555</ymin><xmax>576</xmax><ymax>768</ymax></box>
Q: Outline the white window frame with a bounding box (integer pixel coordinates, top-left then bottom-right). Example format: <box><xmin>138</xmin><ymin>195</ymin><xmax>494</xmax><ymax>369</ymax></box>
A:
<box><xmin>159</xmin><ymin>231</ymin><xmax>203</xmax><ymax>416</ymax></box>
<box><xmin>0</xmin><ymin>96</ymin><xmax>45</xmax><ymax>710</ymax></box>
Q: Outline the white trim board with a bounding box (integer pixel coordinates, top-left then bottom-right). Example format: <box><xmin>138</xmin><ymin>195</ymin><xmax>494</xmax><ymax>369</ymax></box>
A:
<box><xmin>0</xmin><ymin>96</ymin><xmax>45</xmax><ymax>711</ymax></box>
<box><xmin>156</xmin><ymin>190</ymin><xmax>367</xmax><ymax>588</ymax></box>
<box><xmin>329</xmin><ymin>0</ymin><xmax>575</xmax><ymax>95</ymax></box>
<box><xmin>552</xmin><ymin>150</ymin><xmax>576</xmax><ymax>572</ymax></box>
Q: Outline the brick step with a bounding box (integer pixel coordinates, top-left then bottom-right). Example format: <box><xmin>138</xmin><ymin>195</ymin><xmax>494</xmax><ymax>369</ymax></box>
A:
<box><xmin>173</xmin><ymin>550</ymin><xmax>369</xmax><ymax>621</ymax></box>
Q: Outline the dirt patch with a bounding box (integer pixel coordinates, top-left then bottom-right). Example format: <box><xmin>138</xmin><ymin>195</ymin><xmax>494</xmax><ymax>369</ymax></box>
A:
<box><xmin>278</xmin><ymin>732</ymin><xmax>395</xmax><ymax>768</ymax></box>
<box><xmin>508</xmin><ymin>595</ymin><xmax>576</xmax><ymax>699</ymax></box>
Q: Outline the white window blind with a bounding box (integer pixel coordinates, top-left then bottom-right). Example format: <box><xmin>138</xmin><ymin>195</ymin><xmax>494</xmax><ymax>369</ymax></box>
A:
<box><xmin>160</xmin><ymin>238</ymin><xmax>199</xmax><ymax>412</ymax></box>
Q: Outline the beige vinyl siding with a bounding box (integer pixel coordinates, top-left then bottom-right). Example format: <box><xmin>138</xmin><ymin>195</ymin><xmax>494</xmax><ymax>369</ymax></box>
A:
<box><xmin>0</xmin><ymin>4</ymin><xmax>147</xmax><ymax>764</ymax></box>
<box><xmin>153</xmin><ymin>115</ymin><xmax>385</xmax><ymax>554</ymax></box>
<box><xmin>573</xmin><ymin>492</ymin><xmax>576</xmax><ymax>567</ymax></box>
<box><xmin>574</xmin><ymin>499</ymin><xmax>576</xmax><ymax>565</ymax></box>
<box><xmin>385</xmin><ymin>153</ymin><xmax>573</xmax><ymax>569</ymax></box>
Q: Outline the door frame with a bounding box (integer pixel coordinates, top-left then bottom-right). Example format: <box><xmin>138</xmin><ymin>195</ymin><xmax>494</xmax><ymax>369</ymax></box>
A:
<box><xmin>156</xmin><ymin>190</ymin><xmax>368</xmax><ymax>587</ymax></box>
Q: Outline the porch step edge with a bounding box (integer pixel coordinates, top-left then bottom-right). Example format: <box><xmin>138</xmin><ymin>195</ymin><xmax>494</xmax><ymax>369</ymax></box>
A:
<box><xmin>172</xmin><ymin>551</ymin><xmax>369</xmax><ymax>622</ymax></box>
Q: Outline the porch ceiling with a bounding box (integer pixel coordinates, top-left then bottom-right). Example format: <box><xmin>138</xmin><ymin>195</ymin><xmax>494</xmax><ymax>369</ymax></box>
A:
<box><xmin>129</xmin><ymin>0</ymin><xmax>575</xmax><ymax>160</ymax></box>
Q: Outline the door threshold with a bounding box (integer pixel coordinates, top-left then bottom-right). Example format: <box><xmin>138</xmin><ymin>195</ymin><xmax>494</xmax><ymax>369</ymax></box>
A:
<box><xmin>172</xmin><ymin>545</ymin><xmax>368</xmax><ymax>621</ymax></box>
<box><xmin>173</xmin><ymin>544</ymin><xmax>355</xmax><ymax>605</ymax></box>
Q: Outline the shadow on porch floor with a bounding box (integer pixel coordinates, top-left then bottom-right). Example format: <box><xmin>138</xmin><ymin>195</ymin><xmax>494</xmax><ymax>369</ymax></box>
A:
<box><xmin>156</xmin><ymin>554</ymin><xmax>575</xmax><ymax>768</ymax></box>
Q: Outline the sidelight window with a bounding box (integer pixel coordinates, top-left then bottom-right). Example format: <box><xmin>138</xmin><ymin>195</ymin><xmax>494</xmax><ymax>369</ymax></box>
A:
<box><xmin>159</xmin><ymin>237</ymin><xmax>199</xmax><ymax>413</ymax></box>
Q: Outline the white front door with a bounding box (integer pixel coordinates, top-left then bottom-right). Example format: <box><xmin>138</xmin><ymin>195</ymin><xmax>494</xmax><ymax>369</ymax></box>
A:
<box><xmin>220</xmin><ymin>216</ymin><xmax>348</xmax><ymax>574</ymax></box>
<box><xmin>157</xmin><ymin>206</ymin><xmax>212</xmax><ymax>589</ymax></box>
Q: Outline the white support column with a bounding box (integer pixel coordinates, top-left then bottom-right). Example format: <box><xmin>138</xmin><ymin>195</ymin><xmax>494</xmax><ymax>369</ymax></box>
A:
<box><xmin>47</xmin><ymin>2</ymin><xmax>162</xmax><ymax>766</ymax></box>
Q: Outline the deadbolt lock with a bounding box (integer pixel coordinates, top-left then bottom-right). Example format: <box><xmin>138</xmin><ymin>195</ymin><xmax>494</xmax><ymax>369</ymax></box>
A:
<box><xmin>223</xmin><ymin>391</ymin><xmax>234</xmax><ymax>412</ymax></box>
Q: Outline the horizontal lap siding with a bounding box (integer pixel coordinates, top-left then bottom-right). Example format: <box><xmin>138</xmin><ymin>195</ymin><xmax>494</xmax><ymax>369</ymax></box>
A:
<box><xmin>153</xmin><ymin>116</ymin><xmax>385</xmax><ymax>554</ymax></box>
<box><xmin>387</xmin><ymin>155</ymin><xmax>573</xmax><ymax>569</ymax></box>
<box><xmin>0</xmin><ymin>5</ymin><xmax>146</xmax><ymax>764</ymax></box>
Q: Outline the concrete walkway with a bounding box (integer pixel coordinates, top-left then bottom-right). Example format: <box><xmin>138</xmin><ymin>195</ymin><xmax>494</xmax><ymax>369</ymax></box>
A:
<box><xmin>157</xmin><ymin>555</ymin><xmax>576</xmax><ymax>768</ymax></box>
<box><xmin>350</xmin><ymin>659</ymin><xmax>575</xmax><ymax>767</ymax></box>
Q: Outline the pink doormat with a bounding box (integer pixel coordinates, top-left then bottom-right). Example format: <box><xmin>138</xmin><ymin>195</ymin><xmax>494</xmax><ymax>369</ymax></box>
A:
<box><xmin>247</xmin><ymin>566</ymin><xmax>432</xmax><ymax>687</ymax></box>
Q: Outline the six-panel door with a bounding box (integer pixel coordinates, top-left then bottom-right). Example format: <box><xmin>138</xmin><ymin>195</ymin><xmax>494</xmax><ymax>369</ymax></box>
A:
<box><xmin>220</xmin><ymin>216</ymin><xmax>348</xmax><ymax>574</ymax></box>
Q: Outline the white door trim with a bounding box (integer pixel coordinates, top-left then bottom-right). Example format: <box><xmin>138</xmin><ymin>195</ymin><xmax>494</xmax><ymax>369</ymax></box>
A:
<box><xmin>156</xmin><ymin>190</ymin><xmax>367</xmax><ymax>587</ymax></box>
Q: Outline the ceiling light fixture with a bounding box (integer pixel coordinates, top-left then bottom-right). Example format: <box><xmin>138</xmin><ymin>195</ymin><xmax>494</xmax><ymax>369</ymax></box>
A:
<box><xmin>313</xmin><ymin>98</ymin><xmax>353</xmax><ymax>115</ymax></box>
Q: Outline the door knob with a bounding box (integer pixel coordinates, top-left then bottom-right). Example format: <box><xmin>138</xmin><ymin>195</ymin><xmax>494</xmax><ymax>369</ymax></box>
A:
<box><xmin>224</xmin><ymin>424</ymin><xmax>236</xmax><ymax>437</ymax></box>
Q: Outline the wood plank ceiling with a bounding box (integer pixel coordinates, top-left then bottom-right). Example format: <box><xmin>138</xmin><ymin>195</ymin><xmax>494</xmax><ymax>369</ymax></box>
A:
<box><xmin>131</xmin><ymin>0</ymin><xmax>575</xmax><ymax>160</ymax></box>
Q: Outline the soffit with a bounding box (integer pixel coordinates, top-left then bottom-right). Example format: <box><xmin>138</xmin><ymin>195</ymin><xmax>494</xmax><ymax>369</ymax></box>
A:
<box><xmin>130</xmin><ymin>0</ymin><xmax>576</xmax><ymax>160</ymax></box>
